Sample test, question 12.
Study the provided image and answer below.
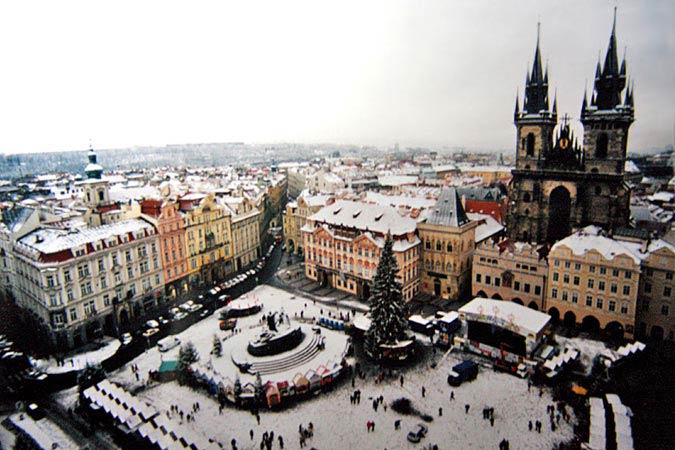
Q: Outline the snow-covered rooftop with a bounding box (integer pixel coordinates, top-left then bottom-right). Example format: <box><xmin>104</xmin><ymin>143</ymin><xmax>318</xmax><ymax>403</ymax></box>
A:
<box><xmin>460</xmin><ymin>297</ymin><xmax>551</xmax><ymax>336</ymax></box>
<box><xmin>377</xmin><ymin>175</ymin><xmax>419</xmax><ymax>187</ymax></box>
<box><xmin>467</xmin><ymin>212</ymin><xmax>505</xmax><ymax>243</ymax></box>
<box><xmin>551</xmin><ymin>225</ymin><xmax>643</xmax><ymax>264</ymax></box>
<box><xmin>363</xmin><ymin>191</ymin><xmax>436</xmax><ymax>210</ymax></box>
<box><xmin>308</xmin><ymin>200</ymin><xmax>417</xmax><ymax>235</ymax></box>
<box><xmin>19</xmin><ymin>219</ymin><xmax>155</xmax><ymax>254</ymax></box>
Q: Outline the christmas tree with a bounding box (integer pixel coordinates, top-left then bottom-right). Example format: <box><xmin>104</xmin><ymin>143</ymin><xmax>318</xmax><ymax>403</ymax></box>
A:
<box><xmin>365</xmin><ymin>235</ymin><xmax>410</xmax><ymax>359</ymax></box>
<box><xmin>212</xmin><ymin>334</ymin><xmax>222</xmax><ymax>357</ymax></box>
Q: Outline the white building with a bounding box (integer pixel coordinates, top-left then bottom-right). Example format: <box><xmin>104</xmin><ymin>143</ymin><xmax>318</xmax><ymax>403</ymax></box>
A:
<box><xmin>11</xmin><ymin>219</ymin><xmax>164</xmax><ymax>349</ymax></box>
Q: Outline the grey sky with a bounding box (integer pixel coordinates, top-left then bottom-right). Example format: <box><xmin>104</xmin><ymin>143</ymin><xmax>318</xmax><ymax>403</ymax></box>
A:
<box><xmin>0</xmin><ymin>0</ymin><xmax>673</xmax><ymax>155</ymax></box>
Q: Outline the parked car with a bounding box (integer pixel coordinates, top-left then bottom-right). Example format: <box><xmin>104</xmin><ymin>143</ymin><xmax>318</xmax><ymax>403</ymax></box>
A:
<box><xmin>179</xmin><ymin>301</ymin><xmax>195</xmax><ymax>312</ymax></box>
<box><xmin>157</xmin><ymin>316</ymin><xmax>170</xmax><ymax>326</ymax></box>
<box><xmin>145</xmin><ymin>320</ymin><xmax>160</xmax><ymax>329</ymax></box>
<box><xmin>407</xmin><ymin>423</ymin><xmax>428</xmax><ymax>443</ymax></box>
<box><xmin>199</xmin><ymin>308</ymin><xmax>212</xmax><ymax>319</ymax></box>
<box><xmin>142</xmin><ymin>328</ymin><xmax>160</xmax><ymax>338</ymax></box>
<box><xmin>170</xmin><ymin>308</ymin><xmax>188</xmax><ymax>321</ymax></box>
<box><xmin>158</xmin><ymin>336</ymin><xmax>181</xmax><ymax>352</ymax></box>
<box><xmin>121</xmin><ymin>332</ymin><xmax>133</xmax><ymax>346</ymax></box>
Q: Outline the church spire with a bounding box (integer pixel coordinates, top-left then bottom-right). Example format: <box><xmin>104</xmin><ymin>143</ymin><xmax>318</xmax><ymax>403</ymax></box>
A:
<box><xmin>593</xmin><ymin>7</ymin><xmax>627</xmax><ymax>110</ymax></box>
<box><xmin>522</xmin><ymin>22</ymin><xmax>550</xmax><ymax>115</ymax></box>
<box><xmin>514</xmin><ymin>90</ymin><xmax>520</xmax><ymax>118</ymax></box>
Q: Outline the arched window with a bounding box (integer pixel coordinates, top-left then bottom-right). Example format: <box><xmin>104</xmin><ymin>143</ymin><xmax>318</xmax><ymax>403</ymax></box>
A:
<box><xmin>526</xmin><ymin>133</ymin><xmax>535</xmax><ymax>156</ymax></box>
<box><xmin>436</xmin><ymin>241</ymin><xmax>442</xmax><ymax>251</ymax></box>
<box><xmin>446</xmin><ymin>242</ymin><xmax>453</xmax><ymax>252</ymax></box>
<box><xmin>596</xmin><ymin>133</ymin><xmax>608</xmax><ymax>158</ymax></box>
<box><xmin>523</xmin><ymin>192</ymin><xmax>531</xmax><ymax>203</ymax></box>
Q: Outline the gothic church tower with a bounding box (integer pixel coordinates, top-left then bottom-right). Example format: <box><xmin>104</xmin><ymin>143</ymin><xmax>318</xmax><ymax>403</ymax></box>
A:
<box><xmin>507</xmin><ymin>12</ymin><xmax>633</xmax><ymax>244</ymax></box>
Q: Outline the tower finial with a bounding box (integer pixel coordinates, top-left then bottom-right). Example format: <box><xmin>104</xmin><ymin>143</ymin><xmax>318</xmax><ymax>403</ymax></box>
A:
<box><xmin>552</xmin><ymin>88</ymin><xmax>558</xmax><ymax>116</ymax></box>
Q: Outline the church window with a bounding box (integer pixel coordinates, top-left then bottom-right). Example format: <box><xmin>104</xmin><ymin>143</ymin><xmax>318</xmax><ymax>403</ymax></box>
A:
<box><xmin>526</xmin><ymin>133</ymin><xmax>535</xmax><ymax>156</ymax></box>
<box><xmin>596</xmin><ymin>133</ymin><xmax>608</xmax><ymax>158</ymax></box>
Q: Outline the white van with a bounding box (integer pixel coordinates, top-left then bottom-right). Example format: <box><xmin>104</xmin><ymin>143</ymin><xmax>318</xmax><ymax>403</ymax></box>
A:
<box><xmin>157</xmin><ymin>336</ymin><xmax>181</xmax><ymax>352</ymax></box>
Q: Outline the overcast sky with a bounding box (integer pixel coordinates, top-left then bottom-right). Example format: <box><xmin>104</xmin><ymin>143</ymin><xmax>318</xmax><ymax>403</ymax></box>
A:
<box><xmin>0</xmin><ymin>0</ymin><xmax>673</xmax><ymax>155</ymax></box>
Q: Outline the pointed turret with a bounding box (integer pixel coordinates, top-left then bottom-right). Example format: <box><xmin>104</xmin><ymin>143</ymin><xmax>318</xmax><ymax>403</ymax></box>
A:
<box><xmin>620</xmin><ymin>47</ymin><xmax>627</xmax><ymax>76</ymax></box>
<box><xmin>522</xmin><ymin>22</ymin><xmax>550</xmax><ymax>115</ymax></box>
<box><xmin>595</xmin><ymin>59</ymin><xmax>602</xmax><ymax>79</ymax></box>
<box><xmin>581</xmin><ymin>88</ymin><xmax>588</xmax><ymax>115</ymax></box>
<box><xmin>514</xmin><ymin>91</ymin><xmax>520</xmax><ymax>118</ymax></box>
<box><xmin>593</xmin><ymin>7</ymin><xmax>627</xmax><ymax>110</ymax></box>
<box><xmin>552</xmin><ymin>90</ymin><xmax>558</xmax><ymax>117</ymax></box>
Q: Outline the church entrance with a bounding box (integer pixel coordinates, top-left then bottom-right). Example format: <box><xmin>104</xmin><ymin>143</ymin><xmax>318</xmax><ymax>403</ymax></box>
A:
<box><xmin>547</xmin><ymin>186</ymin><xmax>571</xmax><ymax>243</ymax></box>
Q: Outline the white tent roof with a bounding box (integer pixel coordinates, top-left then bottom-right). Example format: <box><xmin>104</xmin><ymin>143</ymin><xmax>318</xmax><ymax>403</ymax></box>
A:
<box><xmin>459</xmin><ymin>297</ymin><xmax>551</xmax><ymax>336</ymax></box>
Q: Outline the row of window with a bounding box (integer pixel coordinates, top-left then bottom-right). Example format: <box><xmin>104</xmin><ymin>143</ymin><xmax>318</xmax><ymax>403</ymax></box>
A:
<box><xmin>551</xmin><ymin>289</ymin><xmax>631</xmax><ymax>314</ymax></box>
<box><xmin>641</xmin><ymin>299</ymin><xmax>671</xmax><ymax>316</ymax></box>
<box><xmin>48</xmin><ymin>274</ymin><xmax>163</xmax><ymax>307</ymax></box>
<box><xmin>552</xmin><ymin>259</ymin><xmax>633</xmax><ymax>279</ymax></box>
<box><xmin>551</xmin><ymin>272</ymin><xmax>633</xmax><ymax>296</ymax></box>
<box><xmin>475</xmin><ymin>273</ymin><xmax>542</xmax><ymax>295</ymax></box>
<box><xmin>644</xmin><ymin>268</ymin><xmax>674</xmax><ymax>280</ymax></box>
<box><xmin>478</xmin><ymin>257</ymin><xmax>539</xmax><ymax>273</ymax></box>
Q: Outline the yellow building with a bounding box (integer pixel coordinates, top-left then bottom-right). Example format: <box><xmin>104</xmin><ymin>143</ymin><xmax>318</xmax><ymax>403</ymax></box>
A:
<box><xmin>418</xmin><ymin>187</ymin><xmax>478</xmax><ymax>300</ymax></box>
<box><xmin>283</xmin><ymin>192</ymin><xmax>334</xmax><ymax>255</ymax></box>
<box><xmin>179</xmin><ymin>193</ymin><xmax>233</xmax><ymax>286</ymax></box>
<box><xmin>224</xmin><ymin>197</ymin><xmax>262</xmax><ymax>271</ymax></box>
<box><xmin>472</xmin><ymin>240</ymin><xmax>548</xmax><ymax>310</ymax></box>
<box><xmin>546</xmin><ymin>226</ymin><xmax>640</xmax><ymax>339</ymax></box>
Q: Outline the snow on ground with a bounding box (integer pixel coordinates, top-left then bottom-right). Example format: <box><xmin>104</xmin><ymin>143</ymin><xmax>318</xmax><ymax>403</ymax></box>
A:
<box><xmin>32</xmin><ymin>337</ymin><xmax>120</xmax><ymax>374</ymax></box>
<box><xmin>100</xmin><ymin>285</ymin><xmax>575</xmax><ymax>450</ymax></box>
<box><xmin>132</xmin><ymin>350</ymin><xmax>574</xmax><ymax>450</ymax></box>
<box><xmin>109</xmin><ymin>285</ymin><xmax>352</xmax><ymax>388</ymax></box>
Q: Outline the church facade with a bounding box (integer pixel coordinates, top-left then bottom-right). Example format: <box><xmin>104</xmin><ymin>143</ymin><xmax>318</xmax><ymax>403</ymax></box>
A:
<box><xmin>507</xmin><ymin>14</ymin><xmax>634</xmax><ymax>244</ymax></box>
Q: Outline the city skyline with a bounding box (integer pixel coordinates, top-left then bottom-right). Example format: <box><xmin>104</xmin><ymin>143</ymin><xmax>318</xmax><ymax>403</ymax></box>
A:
<box><xmin>0</xmin><ymin>0</ymin><xmax>673</xmax><ymax>155</ymax></box>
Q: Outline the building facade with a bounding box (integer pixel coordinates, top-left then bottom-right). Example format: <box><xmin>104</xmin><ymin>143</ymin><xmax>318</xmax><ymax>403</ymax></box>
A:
<box><xmin>472</xmin><ymin>240</ymin><xmax>548</xmax><ymax>311</ymax></box>
<box><xmin>282</xmin><ymin>192</ymin><xmax>333</xmax><ymax>255</ymax></box>
<box><xmin>507</xmin><ymin>17</ymin><xmax>633</xmax><ymax>244</ymax></box>
<box><xmin>11</xmin><ymin>219</ymin><xmax>164</xmax><ymax>349</ymax></box>
<box><xmin>302</xmin><ymin>200</ymin><xmax>421</xmax><ymax>301</ymax></box>
<box><xmin>180</xmin><ymin>193</ymin><xmax>233</xmax><ymax>287</ymax></box>
<box><xmin>418</xmin><ymin>188</ymin><xmax>478</xmax><ymax>300</ymax></box>
<box><xmin>546</xmin><ymin>226</ymin><xmax>640</xmax><ymax>339</ymax></box>
<box><xmin>636</xmin><ymin>241</ymin><xmax>675</xmax><ymax>340</ymax></box>
<box><xmin>226</xmin><ymin>198</ymin><xmax>262</xmax><ymax>272</ymax></box>
<box><xmin>142</xmin><ymin>199</ymin><xmax>189</xmax><ymax>299</ymax></box>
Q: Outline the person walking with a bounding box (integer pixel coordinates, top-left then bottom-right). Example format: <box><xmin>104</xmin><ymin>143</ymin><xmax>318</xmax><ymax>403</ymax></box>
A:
<box><xmin>278</xmin><ymin>435</ymin><xmax>284</xmax><ymax>449</ymax></box>
<box><xmin>528</xmin><ymin>420</ymin><xmax>533</xmax><ymax>431</ymax></box>
<box><xmin>422</xmin><ymin>386</ymin><xmax>426</xmax><ymax>397</ymax></box>
<box><xmin>400</xmin><ymin>375</ymin><xmax>404</xmax><ymax>387</ymax></box>
<box><xmin>465</xmin><ymin>404</ymin><xmax>470</xmax><ymax>414</ymax></box>
<box><xmin>439</xmin><ymin>407</ymin><xmax>443</xmax><ymax>417</ymax></box>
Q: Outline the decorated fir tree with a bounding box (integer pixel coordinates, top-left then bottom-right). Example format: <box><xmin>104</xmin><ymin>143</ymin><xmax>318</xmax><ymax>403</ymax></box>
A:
<box><xmin>365</xmin><ymin>235</ymin><xmax>410</xmax><ymax>360</ymax></box>
<box><xmin>212</xmin><ymin>334</ymin><xmax>222</xmax><ymax>357</ymax></box>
